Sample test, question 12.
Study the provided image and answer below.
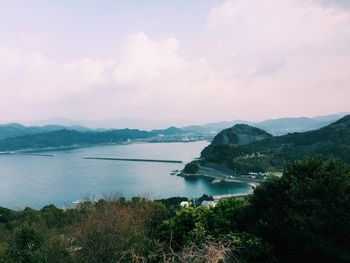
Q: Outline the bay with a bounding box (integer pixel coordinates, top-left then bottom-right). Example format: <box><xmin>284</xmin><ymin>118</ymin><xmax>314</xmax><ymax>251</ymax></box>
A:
<box><xmin>0</xmin><ymin>141</ymin><xmax>251</xmax><ymax>209</ymax></box>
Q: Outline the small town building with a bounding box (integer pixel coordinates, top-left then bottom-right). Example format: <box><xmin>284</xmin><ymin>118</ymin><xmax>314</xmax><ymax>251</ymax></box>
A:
<box><xmin>201</xmin><ymin>200</ymin><xmax>217</xmax><ymax>207</ymax></box>
<box><xmin>180</xmin><ymin>201</ymin><xmax>190</xmax><ymax>208</ymax></box>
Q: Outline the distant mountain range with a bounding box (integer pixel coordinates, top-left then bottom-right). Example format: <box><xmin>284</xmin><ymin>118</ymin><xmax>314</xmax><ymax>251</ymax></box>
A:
<box><xmin>0</xmin><ymin>129</ymin><xmax>152</xmax><ymax>151</ymax></box>
<box><xmin>200</xmin><ymin>115</ymin><xmax>350</xmax><ymax>173</ymax></box>
<box><xmin>0</xmin><ymin>123</ymin><xmax>92</xmax><ymax>141</ymax></box>
<box><xmin>183</xmin><ymin>112</ymin><xmax>349</xmax><ymax>135</ymax></box>
<box><xmin>20</xmin><ymin>117</ymin><xmax>175</xmax><ymax>130</ymax></box>
<box><xmin>0</xmin><ymin>126</ymin><xmax>209</xmax><ymax>152</ymax></box>
<box><xmin>0</xmin><ymin>112</ymin><xmax>348</xmax><ymax>152</ymax></box>
<box><xmin>6</xmin><ymin>112</ymin><xmax>348</xmax><ymax>135</ymax></box>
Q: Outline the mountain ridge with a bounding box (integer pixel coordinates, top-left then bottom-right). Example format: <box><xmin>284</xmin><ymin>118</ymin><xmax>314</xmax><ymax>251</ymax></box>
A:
<box><xmin>200</xmin><ymin>115</ymin><xmax>350</xmax><ymax>173</ymax></box>
<box><xmin>201</xmin><ymin>124</ymin><xmax>272</xmax><ymax>158</ymax></box>
<box><xmin>0</xmin><ymin>112</ymin><xmax>348</xmax><ymax>152</ymax></box>
<box><xmin>0</xmin><ymin>128</ymin><xmax>153</xmax><ymax>151</ymax></box>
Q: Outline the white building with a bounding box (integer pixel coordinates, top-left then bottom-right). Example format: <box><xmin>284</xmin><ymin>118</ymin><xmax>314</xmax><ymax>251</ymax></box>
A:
<box><xmin>180</xmin><ymin>201</ymin><xmax>190</xmax><ymax>208</ymax></box>
<box><xmin>201</xmin><ymin>200</ymin><xmax>217</xmax><ymax>208</ymax></box>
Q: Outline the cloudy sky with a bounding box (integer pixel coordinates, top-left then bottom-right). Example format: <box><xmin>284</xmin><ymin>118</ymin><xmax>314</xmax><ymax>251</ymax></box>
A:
<box><xmin>0</xmin><ymin>0</ymin><xmax>349</xmax><ymax>127</ymax></box>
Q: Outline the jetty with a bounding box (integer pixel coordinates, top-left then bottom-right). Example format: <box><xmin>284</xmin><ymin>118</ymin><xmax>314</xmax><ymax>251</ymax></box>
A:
<box><xmin>84</xmin><ymin>157</ymin><xmax>183</xmax><ymax>163</ymax></box>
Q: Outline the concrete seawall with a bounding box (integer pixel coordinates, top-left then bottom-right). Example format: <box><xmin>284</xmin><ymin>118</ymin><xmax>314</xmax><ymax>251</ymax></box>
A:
<box><xmin>84</xmin><ymin>157</ymin><xmax>183</xmax><ymax>163</ymax></box>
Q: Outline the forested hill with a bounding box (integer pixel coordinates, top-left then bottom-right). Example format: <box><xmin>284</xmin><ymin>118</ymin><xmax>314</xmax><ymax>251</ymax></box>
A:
<box><xmin>0</xmin><ymin>123</ymin><xmax>84</xmax><ymax>141</ymax></box>
<box><xmin>0</xmin><ymin>129</ymin><xmax>153</xmax><ymax>151</ymax></box>
<box><xmin>201</xmin><ymin>115</ymin><xmax>350</xmax><ymax>173</ymax></box>
<box><xmin>201</xmin><ymin>124</ymin><xmax>272</xmax><ymax>157</ymax></box>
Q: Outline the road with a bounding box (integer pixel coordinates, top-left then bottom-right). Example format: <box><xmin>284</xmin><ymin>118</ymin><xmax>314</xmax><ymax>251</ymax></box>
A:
<box><xmin>198</xmin><ymin>165</ymin><xmax>265</xmax><ymax>184</ymax></box>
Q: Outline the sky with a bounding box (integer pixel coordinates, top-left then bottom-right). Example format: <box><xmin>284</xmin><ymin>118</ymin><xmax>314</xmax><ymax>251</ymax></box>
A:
<box><xmin>0</xmin><ymin>0</ymin><xmax>349</xmax><ymax>127</ymax></box>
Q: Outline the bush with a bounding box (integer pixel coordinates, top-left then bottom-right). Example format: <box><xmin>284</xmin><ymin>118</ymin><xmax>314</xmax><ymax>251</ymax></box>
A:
<box><xmin>249</xmin><ymin>157</ymin><xmax>350</xmax><ymax>262</ymax></box>
<box><xmin>183</xmin><ymin>162</ymin><xmax>199</xmax><ymax>174</ymax></box>
<box><xmin>73</xmin><ymin>198</ymin><xmax>168</xmax><ymax>263</ymax></box>
<box><xmin>4</xmin><ymin>224</ymin><xmax>44</xmax><ymax>263</ymax></box>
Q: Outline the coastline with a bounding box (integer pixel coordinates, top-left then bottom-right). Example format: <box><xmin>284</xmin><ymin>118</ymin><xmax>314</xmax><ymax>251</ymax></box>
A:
<box><xmin>178</xmin><ymin>164</ymin><xmax>265</xmax><ymax>186</ymax></box>
<box><xmin>0</xmin><ymin>139</ymin><xmax>209</xmax><ymax>155</ymax></box>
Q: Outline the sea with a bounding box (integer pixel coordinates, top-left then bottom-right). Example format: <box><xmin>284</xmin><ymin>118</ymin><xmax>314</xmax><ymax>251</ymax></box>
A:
<box><xmin>0</xmin><ymin>141</ymin><xmax>251</xmax><ymax>209</ymax></box>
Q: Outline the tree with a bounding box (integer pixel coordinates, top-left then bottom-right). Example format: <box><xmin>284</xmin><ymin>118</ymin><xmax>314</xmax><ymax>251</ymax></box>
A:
<box><xmin>183</xmin><ymin>162</ymin><xmax>199</xmax><ymax>174</ymax></box>
<box><xmin>249</xmin><ymin>157</ymin><xmax>350</xmax><ymax>262</ymax></box>
<box><xmin>5</xmin><ymin>225</ymin><xmax>44</xmax><ymax>263</ymax></box>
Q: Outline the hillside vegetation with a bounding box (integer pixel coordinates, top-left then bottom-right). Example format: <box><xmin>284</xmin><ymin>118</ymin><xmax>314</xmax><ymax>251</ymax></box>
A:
<box><xmin>0</xmin><ymin>125</ymin><xmax>213</xmax><ymax>151</ymax></box>
<box><xmin>200</xmin><ymin>115</ymin><xmax>350</xmax><ymax>173</ymax></box>
<box><xmin>0</xmin><ymin>124</ymin><xmax>76</xmax><ymax>141</ymax></box>
<box><xmin>0</xmin><ymin>129</ymin><xmax>153</xmax><ymax>151</ymax></box>
<box><xmin>201</xmin><ymin>124</ymin><xmax>272</xmax><ymax>158</ymax></box>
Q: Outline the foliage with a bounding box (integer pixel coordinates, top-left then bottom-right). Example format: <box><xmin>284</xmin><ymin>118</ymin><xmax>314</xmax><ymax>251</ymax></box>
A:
<box><xmin>183</xmin><ymin>162</ymin><xmax>199</xmax><ymax>174</ymax></box>
<box><xmin>155</xmin><ymin>197</ymin><xmax>189</xmax><ymax>212</ymax></box>
<box><xmin>249</xmin><ymin>157</ymin><xmax>350</xmax><ymax>262</ymax></box>
<box><xmin>201</xmin><ymin>124</ymin><xmax>272</xmax><ymax>158</ymax></box>
<box><xmin>0</xmin><ymin>129</ymin><xmax>154</xmax><ymax>151</ymax></box>
<box><xmin>202</xmin><ymin>115</ymin><xmax>350</xmax><ymax>173</ymax></box>
<box><xmin>160</xmin><ymin>197</ymin><xmax>273</xmax><ymax>262</ymax></box>
<box><xmin>3</xmin><ymin>224</ymin><xmax>44</xmax><ymax>263</ymax></box>
<box><xmin>0</xmin><ymin>207</ymin><xmax>19</xmax><ymax>224</ymax></box>
<box><xmin>73</xmin><ymin>198</ymin><xmax>168</xmax><ymax>263</ymax></box>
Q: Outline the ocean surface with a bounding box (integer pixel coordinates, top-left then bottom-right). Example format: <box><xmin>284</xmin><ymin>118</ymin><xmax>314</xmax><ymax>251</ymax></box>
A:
<box><xmin>0</xmin><ymin>141</ymin><xmax>252</xmax><ymax>209</ymax></box>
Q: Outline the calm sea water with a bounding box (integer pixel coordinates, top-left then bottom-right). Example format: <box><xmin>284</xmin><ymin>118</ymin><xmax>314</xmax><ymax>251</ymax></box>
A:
<box><xmin>0</xmin><ymin>141</ymin><xmax>251</xmax><ymax>209</ymax></box>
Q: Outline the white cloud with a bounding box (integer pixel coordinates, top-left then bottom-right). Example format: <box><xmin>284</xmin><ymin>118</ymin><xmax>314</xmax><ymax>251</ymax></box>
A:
<box><xmin>113</xmin><ymin>31</ymin><xmax>187</xmax><ymax>83</ymax></box>
<box><xmin>207</xmin><ymin>0</ymin><xmax>350</xmax><ymax>64</ymax></box>
<box><xmin>204</xmin><ymin>0</ymin><xmax>350</xmax><ymax>118</ymax></box>
<box><xmin>1</xmin><ymin>1</ymin><xmax>350</xmax><ymax>124</ymax></box>
<box><xmin>0</xmin><ymin>32</ymin><xmax>235</xmax><ymax>122</ymax></box>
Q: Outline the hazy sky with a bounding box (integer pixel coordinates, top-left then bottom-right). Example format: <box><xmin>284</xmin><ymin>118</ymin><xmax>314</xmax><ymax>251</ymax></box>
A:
<box><xmin>0</xmin><ymin>0</ymin><xmax>349</xmax><ymax>126</ymax></box>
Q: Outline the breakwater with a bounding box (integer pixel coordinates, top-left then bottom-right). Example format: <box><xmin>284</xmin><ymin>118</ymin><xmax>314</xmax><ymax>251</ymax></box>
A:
<box><xmin>84</xmin><ymin>157</ymin><xmax>183</xmax><ymax>163</ymax></box>
<box><xmin>0</xmin><ymin>152</ymin><xmax>55</xmax><ymax>157</ymax></box>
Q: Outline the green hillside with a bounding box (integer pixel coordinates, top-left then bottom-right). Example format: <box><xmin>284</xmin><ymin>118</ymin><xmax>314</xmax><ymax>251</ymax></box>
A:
<box><xmin>201</xmin><ymin>115</ymin><xmax>350</xmax><ymax>173</ymax></box>
<box><xmin>0</xmin><ymin>129</ymin><xmax>153</xmax><ymax>151</ymax></box>
<box><xmin>0</xmin><ymin>123</ymin><xmax>76</xmax><ymax>141</ymax></box>
<box><xmin>201</xmin><ymin>124</ymin><xmax>272</xmax><ymax>158</ymax></box>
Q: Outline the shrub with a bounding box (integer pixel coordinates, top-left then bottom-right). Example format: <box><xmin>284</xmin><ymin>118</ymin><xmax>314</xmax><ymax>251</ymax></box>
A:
<box><xmin>249</xmin><ymin>157</ymin><xmax>350</xmax><ymax>262</ymax></box>
<box><xmin>183</xmin><ymin>162</ymin><xmax>199</xmax><ymax>174</ymax></box>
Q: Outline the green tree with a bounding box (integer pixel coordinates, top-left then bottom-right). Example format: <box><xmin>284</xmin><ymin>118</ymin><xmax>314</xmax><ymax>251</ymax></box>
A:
<box><xmin>5</xmin><ymin>224</ymin><xmax>44</xmax><ymax>263</ymax></box>
<box><xmin>250</xmin><ymin>157</ymin><xmax>350</xmax><ymax>262</ymax></box>
<box><xmin>162</xmin><ymin>206</ymin><xmax>213</xmax><ymax>248</ymax></box>
<box><xmin>183</xmin><ymin>162</ymin><xmax>199</xmax><ymax>174</ymax></box>
<box><xmin>209</xmin><ymin>198</ymin><xmax>250</xmax><ymax>236</ymax></box>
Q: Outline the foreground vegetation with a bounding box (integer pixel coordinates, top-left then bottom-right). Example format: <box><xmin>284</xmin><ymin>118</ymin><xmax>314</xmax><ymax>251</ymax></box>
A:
<box><xmin>1</xmin><ymin>157</ymin><xmax>349</xmax><ymax>262</ymax></box>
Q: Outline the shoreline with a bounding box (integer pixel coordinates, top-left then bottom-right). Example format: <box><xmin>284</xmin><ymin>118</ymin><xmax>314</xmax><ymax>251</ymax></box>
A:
<box><xmin>178</xmin><ymin>164</ymin><xmax>266</xmax><ymax>186</ymax></box>
<box><xmin>0</xmin><ymin>140</ymin><xmax>209</xmax><ymax>155</ymax></box>
<box><xmin>174</xmin><ymin>160</ymin><xmax>259</xmax><ymax>201</ymax></box>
